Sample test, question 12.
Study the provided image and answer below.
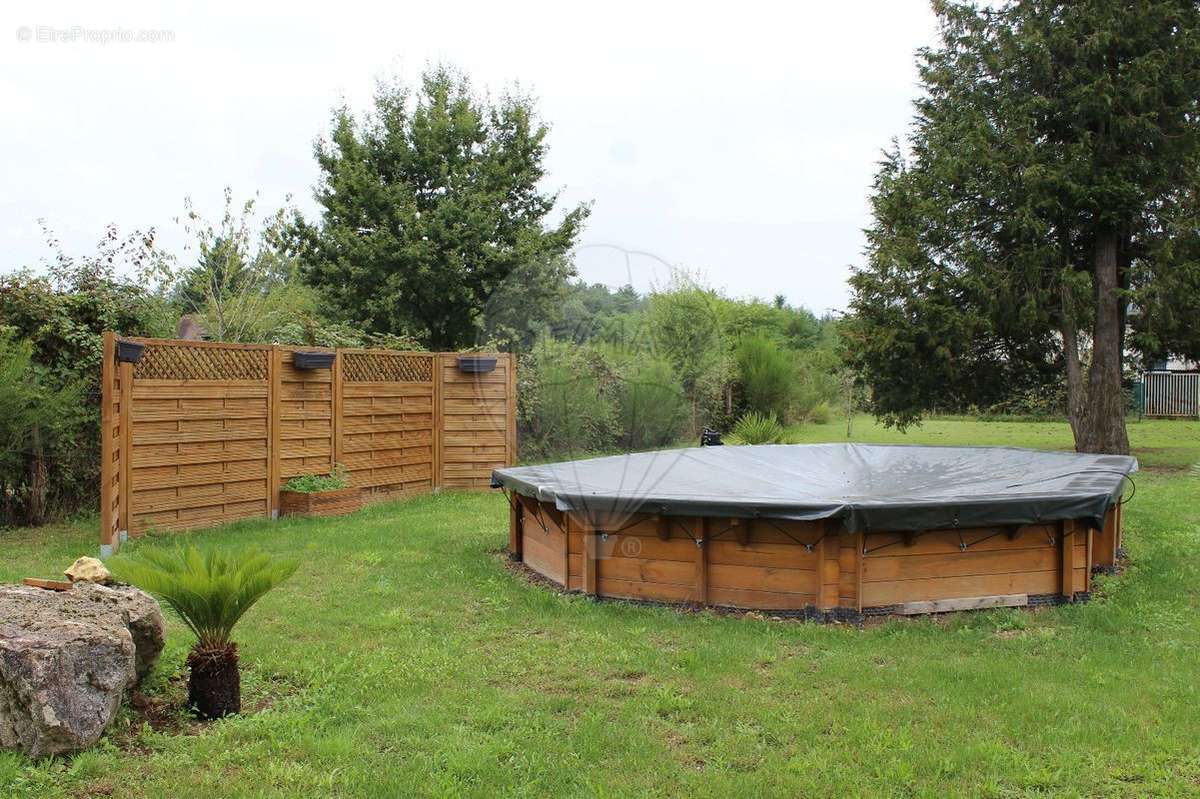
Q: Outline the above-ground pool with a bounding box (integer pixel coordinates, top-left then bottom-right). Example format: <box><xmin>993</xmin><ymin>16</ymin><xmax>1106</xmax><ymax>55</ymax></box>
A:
<box><xmin>492</xmin><ymin>444</ymin><xmax>1136</xmax><ymax>618</ymax></box>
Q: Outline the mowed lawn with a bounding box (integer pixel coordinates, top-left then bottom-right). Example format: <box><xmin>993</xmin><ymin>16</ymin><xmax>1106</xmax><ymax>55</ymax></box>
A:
<box><xmin>2</xmin><ymin>418</ymin><xmax>1199</xmax><ymax>798</ymax></box>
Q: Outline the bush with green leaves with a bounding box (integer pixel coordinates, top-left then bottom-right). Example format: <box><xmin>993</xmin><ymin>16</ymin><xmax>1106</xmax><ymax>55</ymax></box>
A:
<box><xmin>730</xmin><ymin>411</ymin><xmax>786</xmax><ymax>445</ymax></box>
<box><xmin>282</xmin><ymin>464</ymin><xmax>349</xmax><ymax>493</ymax></box>
<box><xmin>518</xmin><ymin>338</ymin><xmax>620</xmax><ymax>460</ymax></box>
<box><xmin>612</xmin><ymin>351</ymin><xmax>689</xmax><ymax>451</ymax></box>
<box><xmin>111</xmin><ymin>544</ymin><xmax>298</xmax><ymax>719</ymax></box>
<box><xmin>0</xmin><ymin>332</ymin><xmax>86</xmax><ymax>525</ymax></box>
<box><xmin>0</xmin><ymin>225</ymin><xmax>175</xmax><ymax>523</ymax></box>
<box><xmin>734</xmin><ymin>335</ymin><xmax>795</xmax><ymax>421</ymax></box>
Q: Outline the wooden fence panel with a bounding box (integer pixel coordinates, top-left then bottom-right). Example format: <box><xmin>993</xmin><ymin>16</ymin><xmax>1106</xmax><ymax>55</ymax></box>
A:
<box><xmin>338</xmin><ymin>350</ymin><xmax>437</xmax><ymax>503</ymax></box>
<box><xmin>278</xmin><ymin>349</ymin><xmax>335</xmax><ymax>482</ymax></box>
<box><xmin>130</xmin><ymin>380</ymin><xmax>271</xmax><ymax>534</ymax></box>
<box><xmin>100</xmin><ymin>338</ymin><xmax>516</xmax><ymax>545</ymax></box>
<box><xmin>437</xmin><ymin>353</ymin><xmax>516</xmax><ymax>489</ymax></box>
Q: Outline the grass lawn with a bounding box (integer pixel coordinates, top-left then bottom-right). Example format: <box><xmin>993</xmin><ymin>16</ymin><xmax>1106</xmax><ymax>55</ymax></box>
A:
<box><xmin>2</xmin><ymin>417</ymin><xmax>1198</xmax><ymax>797</ymax></box>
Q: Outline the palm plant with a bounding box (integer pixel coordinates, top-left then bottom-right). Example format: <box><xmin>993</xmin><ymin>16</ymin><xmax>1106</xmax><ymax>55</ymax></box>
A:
<box><xmin>110</xmin><ymin>544</ymin><xmax>298</xmax><ymax>719</ymax></box>
<box><xmin>730</xmin><ymin>411</ymin><xmax>786</xmax><ymax>445</ymax></box>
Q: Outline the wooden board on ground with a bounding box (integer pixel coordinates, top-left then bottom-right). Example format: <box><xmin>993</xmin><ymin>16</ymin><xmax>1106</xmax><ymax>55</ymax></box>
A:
<box><xmin>894</xmin><ymin>594</ymin><xmax>1029</xmax><ymax>615</ymax></box>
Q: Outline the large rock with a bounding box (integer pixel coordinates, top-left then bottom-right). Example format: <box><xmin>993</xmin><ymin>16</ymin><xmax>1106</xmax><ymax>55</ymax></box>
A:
<box><xmin>0</xmin><ymin>583</ymin><xmax>165</xmax><ymax>759</ymax></box>
<box><xmin>67</xmin><ymin>583</ymin><xmax>165</xmax><ymax>682</ymax></box>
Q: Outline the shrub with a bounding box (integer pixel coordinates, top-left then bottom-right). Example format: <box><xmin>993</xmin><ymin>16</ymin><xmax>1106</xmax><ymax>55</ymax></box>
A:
<box><xmin>0</xmin><ymin>228</ymin><xmax>176</xmax><ymax>523</ymax></box>
<box><xmin>614</xmin><ymin>353</ymin><xmax>689</xmax><ymax>450</ymax></box>
<box><xmin>518</xmin><ymin>338</ymin><xmax>619</xmax><ymax>460</ymax></box>
<box><xmin>730</xmin><ymin>411</ymin><xmax>785</xmax><ymax>444</ymax></box>
<box><xmin>111</xmin><ymin>544</ymin><xmax>298</xmax><ymax>719</ymax></box>
<box><xmin>805</xmin><ymin>401</ymin><xmax>833</xmax><ymax>425</ymax></box>
<box><xmin>282</xmin><ymin>464</ymin><xmax>349</xmax><ymax>493</ymax></box>
<box><xmin>735</xmin><ymin>335</ymin><xmax>794</xmax><ymax>421</ymax></box>
<box><xmin>790</xmin><ymin>337</ymin><xmax>843</xmax><ymax>422</ymax></box>
<box><xmin>0</xmin><ymin>333</ymin><xmax>87</xmax><ymax>525</ymax></box>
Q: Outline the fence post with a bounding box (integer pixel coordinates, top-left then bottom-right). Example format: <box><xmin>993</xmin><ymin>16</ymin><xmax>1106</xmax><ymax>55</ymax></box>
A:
<box><xmin>507</xmin><ymin>353</ymin><xmax>518</xmax><ymax>467</ymax></box>
<box><xmin>432</xmin><ymin>352</ymin><xmax>443</xmax><ymax>490</ymax></box>
<box><xmin>100</xmin><ymin>332</ymin><xmax>116</xmax><ymax>556</ymax></box>
<box><xmin>268</xmin><ymin>346</ymin><xmax>282</xmax><ymax>519</ymax></box>
<box><xmin>332</xmin><ymin>348</ymin><xmax>343</xmax><ymax>472</ymax></box>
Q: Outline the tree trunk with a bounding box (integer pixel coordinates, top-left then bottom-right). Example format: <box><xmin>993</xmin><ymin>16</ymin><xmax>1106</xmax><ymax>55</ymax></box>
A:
<box><xmin>1060</xmin><ymin>319</ymin><xmax>1086</xmax><ymax>445</ymax></box>
<box><xmin>187</xmin><ymin>644</ymin><xmax>241</xmax><ymax>719</ymax></box>
<box><xmin>1076</xmin><ymin>234</ymin><xmax>1130</xmax><ymax>455</ymax></box>
<box><xmin>26</xmin><ymin>424</ymin><xmax>47</xmax><ymax>527</ymax></box>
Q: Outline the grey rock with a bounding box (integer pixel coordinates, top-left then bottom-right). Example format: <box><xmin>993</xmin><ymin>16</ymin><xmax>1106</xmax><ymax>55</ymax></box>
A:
<box><xmin>0</xmin><ymin>583</ymin><xmax>165</xmax><ymax>759</ymax></box>
<box><xmin>69</xmin><ymin>582</ymin><xmax>165</xmax><ymax>682</ymax></box>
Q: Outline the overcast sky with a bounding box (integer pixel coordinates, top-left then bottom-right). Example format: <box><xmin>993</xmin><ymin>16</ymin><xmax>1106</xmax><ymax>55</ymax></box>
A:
<box><xmin>1</xmin><ymin>0</ymin><xmax>940</xmax><ymax>316</ymax></box>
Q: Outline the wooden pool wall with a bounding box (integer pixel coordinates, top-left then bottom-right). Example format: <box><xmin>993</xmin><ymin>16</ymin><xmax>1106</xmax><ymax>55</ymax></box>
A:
<box><xmin>508</xmin><ymin>496</ymin><xmax>1124</xmax><ymax>614</ymax></box>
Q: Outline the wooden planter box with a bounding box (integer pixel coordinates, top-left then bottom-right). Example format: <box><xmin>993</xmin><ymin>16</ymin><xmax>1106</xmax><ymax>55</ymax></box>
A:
<box><xmin>279</xmin><ymin>486</ymin><xmax>362</xmax><ymax>518</ymax></box>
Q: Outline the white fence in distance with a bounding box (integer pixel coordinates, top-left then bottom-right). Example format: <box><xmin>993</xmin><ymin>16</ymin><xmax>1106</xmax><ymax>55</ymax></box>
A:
<box><xmin>1142</xmin><ymin>371</ymin><xmax>1200</xmax><ymax>418</ymax></box>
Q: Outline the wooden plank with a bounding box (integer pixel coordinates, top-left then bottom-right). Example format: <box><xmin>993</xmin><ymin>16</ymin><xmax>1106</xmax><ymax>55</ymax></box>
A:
<box><xmin>132</xmin><ymin>428</ymin><xmax>269</xmax><ymax>445</ymax></box>
<box><xmin>862</xmin><ymin>547</ymin><xmax>1059</xmax><ymax>582</ymax></box>
<box><xmin>442</xmin><ymin>383</ymin><xmax>509</xmax><ymax>398</ymax></box>
<box><xmin>509</xmin><ymin>494</ymin><xmax>522</xmax><ymax>560</ymax></box>
<box><xmin>441</xmin><ymin>415</ymin><xmax>508</xmax><ymax>432</ymax></box>
<box><xmin>340</xmin><ymin>451</ymin><xmax>433</xmax><ymax>470</ymax></box>
<box><xmin>132</xmin><ymin>501</ymin><xmax>268</xmax><ymax>534</ymax></box>
<box><xmin>582</xmin><ymin>528</ymin><xmax>597</xmax><ymax>595</ymax></box>
<box><xmin>442</xmin><ymin>398</ymin><xmax>508</xmax><ymax>415</ymax></box>
<box><xmin>599</xmin><ymin>555</ymin><xmax>697</xmax><ymax>586</ymax></box>
<box><xmin>706</xmin><ymin>586</ymin><xmax>816</xmax><ymax>610</ymax></box>
<box><xmin>606</xmin><ymin>532</ymin><xmax>696</xmax><ymax>562</ymax></box>
<box><xmin>132</xmin><ymin>460</ymin><xmax>268</xmax><ymax>490</ymax></box>
<box><xmin>819</xmin><ymin>533</ymin><xmax>840</xmax><ymax>610</ymax></box>
<box><xmin>133</xmin><ymin>407</ymin><xmax>269</xmax><ymax>422</ymax></box>
<box><xmin>506</xmin><ymin>352</ymin><xmax>517</xmax><ymax>467</ymax></box>
<box><xmin>861</xmin><ymin>570</ymin><xmax>1059</xmax><ymax>606</ymax></box>
<box><xmin>895</xmin><ymin>594</ymin><xmax>1029</xmax><ymax>616</ymax></box>
<box><xmin>705</xmin><ymin>535</ymin><xmax>820</xmax><ymax>566</ymax></box>
<box><xmin>131</xmin><ymin>443</ymin><xmax>269</xmax><ymax>468</ymax></box>
<box><xmin>341</xmin><ymin>382</ymin><xmax>433</xmax><ymax>398</ymax></box>
<box><xmin>709</xmin><ymin>561</ymin><xmax>817</xmax><ymax>595</ymax></box>
<box><xmin>132</xmin><ymin>480</ymin><xmax>268</xmax><ymax>513</ymax></box>
<box><xmin>855</xmin><ymin>531</ymin><xmax>865</xmax><ymax>612</ymax></box>
<box><xmin>123</xmin><ymin>336</ymin><xmax>273</xmax><ymax>351</ymax></box>
<box><xmin>23</xmin><ymin>577</ymin><xmax>74</xmax><ymax>591</ymax></box>
<box><xmin>132</xmin><ymin>383</ymin><xmax>267</xmax><ymax>399</ymax></box>
<box><xmin>597</xmin><ymin>576</ymin><xmax>695</xmax><ymax>604</ymax></box>
<box><xmin>561</xmin><ymin>512</ymin><xmax>571</xmax><ymax>588</ymax></box>
<box><xmin>695</xmin><ymin>518</ymin><xmax>708</xmax><ymax>606</ymax></box>
<box><xmin>1108</xmin><ymin>501</ymin><xmax>1118</xmax><ymax>551</ymax></box>
<box><xmin>442</xmin><ymin>432</ymin><xmax>506</xmax><ymax>447</ymax></box>
<box><xmin>863</xmin><ymin>525</ymin><xmax>1059</xmax><ymax>556</ymax></box>
<box><xmin>340</xmin><ymin>418</ymin><xmax>433</xmax><ymax>435</ymax></box>
<box><xmin>1085</xmin><ymin>527</ymin><xmax>1093</xmax><ymax>592</ymax></box>
<box><xmin>342</xmin><ymin>397</ymin><xmax>432</xmax><ymax>415</ymax></box>
<box><xmin>523</xmin><ymin>527</ymin><xmax>565</xmax><ymax>584</ymax></box>
<box><xmin>1094</xmin><ymin>506</ymin><xmax>1117</xmax><ymax>568</ymax></box>
<box><xmin>1061</xmin><ymin>519</ymin><xmax>1075</xmax><ymax>600</ymax></box>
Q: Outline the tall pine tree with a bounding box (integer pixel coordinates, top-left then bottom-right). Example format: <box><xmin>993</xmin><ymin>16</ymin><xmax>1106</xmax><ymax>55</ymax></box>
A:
<box><xmin>848</xmin><ymin>0</ymin><xmax>1200</xmax><ymax>454</ymax></box>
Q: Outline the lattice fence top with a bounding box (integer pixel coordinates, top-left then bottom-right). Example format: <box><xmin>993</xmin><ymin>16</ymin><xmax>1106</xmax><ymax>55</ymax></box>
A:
<box><xmin>134</xmin><ymin>344</ymin><xmax>269</xmax><ymax>381</ymax></box>
<box><xmin>342</xmin><ymin>352</ymin><xmax>433</xmax><ymax>383</ymax></box>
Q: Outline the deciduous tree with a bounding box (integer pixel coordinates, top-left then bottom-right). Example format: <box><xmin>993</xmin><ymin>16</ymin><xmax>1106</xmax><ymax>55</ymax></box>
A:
<box><xmin>293</xmin><ymin>66</ymin><xmax>589</xmax><ymax>350</ymax></box>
